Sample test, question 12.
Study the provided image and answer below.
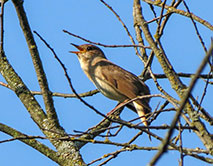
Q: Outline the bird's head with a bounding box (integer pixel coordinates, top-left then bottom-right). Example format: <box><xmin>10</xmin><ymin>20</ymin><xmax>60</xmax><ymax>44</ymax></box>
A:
<box><xmin>70</xmin><ymin>44</ymin><xmax>106</xmax><ymax>60</ymax></box>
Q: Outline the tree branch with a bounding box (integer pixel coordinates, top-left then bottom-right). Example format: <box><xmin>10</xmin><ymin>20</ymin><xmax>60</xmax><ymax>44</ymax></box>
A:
<box><xmin>0</xmin><ymin>122</ymin><xmax>63</xmax><ymax>164</ymax></box>
<box><xmin>11</xmin><ymin>0</ymin><xmax>60</xmax><ymax>128</ymax></box>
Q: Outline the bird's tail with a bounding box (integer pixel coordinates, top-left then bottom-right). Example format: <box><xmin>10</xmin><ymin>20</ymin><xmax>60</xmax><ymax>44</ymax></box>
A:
<box><xmin>133</xmin><ymin>101</ymin><xmax>151</xmax><ymax>126</ymax></box>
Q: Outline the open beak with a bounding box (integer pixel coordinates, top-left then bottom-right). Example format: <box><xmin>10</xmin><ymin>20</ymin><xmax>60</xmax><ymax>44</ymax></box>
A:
<box><xmin>70</xmin><ymin>43</ymin><xmax>85</xmax><ymax>54</ymax></box>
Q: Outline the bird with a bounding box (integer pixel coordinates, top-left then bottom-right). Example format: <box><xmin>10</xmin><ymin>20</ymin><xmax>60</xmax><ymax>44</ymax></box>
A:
<box><xmin>71</xmin><ymin>44</ymin><xmax>151</xmax><ymax>126</ymax></box>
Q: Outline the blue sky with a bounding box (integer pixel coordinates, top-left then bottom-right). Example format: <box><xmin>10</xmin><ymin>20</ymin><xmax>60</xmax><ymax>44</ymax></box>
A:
<box><xmin>0</xmin><ymin>0</ymin><xmax>212</xmax><ymax>166</ymax></box>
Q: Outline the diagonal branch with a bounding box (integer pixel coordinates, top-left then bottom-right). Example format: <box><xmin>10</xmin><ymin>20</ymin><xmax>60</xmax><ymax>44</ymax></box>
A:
<box><xmin>0</xmin><ymin>0</ymin><xmax>47</xmax><ymax>134</ymax></box>
<box><xmin>63</xmin><ymin>30</ymin><xmax>149</xmax><ymax>49</ymax></box>
<box><xmin>0</xmin><ymin>122</ymin><xmax>62</xmax><ymax>164</ymax></box>
<box><xmin>11</xmin><ymin>0</ymin><xmax>60</xmax><ymax>127</ymax></box>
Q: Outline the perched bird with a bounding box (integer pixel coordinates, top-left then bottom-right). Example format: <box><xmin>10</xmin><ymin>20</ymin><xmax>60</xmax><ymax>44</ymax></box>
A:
<box><xmin>71</xmin><ymin>44</ymin><xmax>151</xmax><ymax>126</ymax></box>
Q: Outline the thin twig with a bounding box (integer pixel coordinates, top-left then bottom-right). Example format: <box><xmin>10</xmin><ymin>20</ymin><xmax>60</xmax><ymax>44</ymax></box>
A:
<box><xmin>32</xmin><ymin>89</ymin><xmax>99</xmax><ymax>98</ymax></box>
<box><xmin>63</xmin><ymin>30</ymin><xmax>150</xmax><ymax>49</ymax></box>
<box><xmin>146</xmin><ymin>13</ymin><xmax>169</xmax><ymax>24</ymax></box>
<box><xmin>182</xmin><ymin>0</ymin><xmax>207</xmax><ymax>53</ymax></box>
<box><xmin>198</xmin><ymin>70</ymin><xmax>211</xmax><ymax>112</ymax></box>
<box><xmin>152</xmin><ymin>73</ymin><xmax>213</xmax><ymax>79</ymax></box>
<box><xmin>158</xmin><ymin>0</ymin><xmax>182</xmax><ymax>36</ymax></box>
<box><xmin>155</xmin><ymin>0</ymin><xmax>167</xmax><ymax>36</ymax></box>
<box><xmin>0</xmin><ymin>0</ymin><xmax>5</xmax><ymax>50</ymax></box>
<box><xmin>178</xmin><ymin>121</ymin><xmax>184</xmax><ymax>166</ymax></box>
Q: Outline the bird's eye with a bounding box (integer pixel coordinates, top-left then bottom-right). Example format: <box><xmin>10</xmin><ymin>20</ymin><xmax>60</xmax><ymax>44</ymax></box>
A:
<box><xmin>86</xmin><ymin>46</ymin><xmax>93</xmax><ymax>51</ymax></box>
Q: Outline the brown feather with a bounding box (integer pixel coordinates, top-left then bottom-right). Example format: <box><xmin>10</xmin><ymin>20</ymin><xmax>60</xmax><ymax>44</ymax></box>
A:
<box><xmin>94</xmin><ymin>59</ymin><xmax>151</xmax><ymax>114</ymax></box>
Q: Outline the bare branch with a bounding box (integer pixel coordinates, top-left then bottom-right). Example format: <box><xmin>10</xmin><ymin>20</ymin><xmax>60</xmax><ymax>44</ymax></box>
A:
<box><xmin>182</xmin><ymin>0</ymin><xmax>208</xmax><ymax>54</ymax></box>
<box><xmin>0</xmin><ymin>122</ymin><xmax>61</xmax><ymax>164</ymax></box>
<box><xmin>11</xmin><ymin>0</ymin><xmax>60</xmax><ymax>125</ymax></box>
<box><xmin>63</xmin><ymin>30</ymin><xmax>150</xmax><ymax>49</ymax></box>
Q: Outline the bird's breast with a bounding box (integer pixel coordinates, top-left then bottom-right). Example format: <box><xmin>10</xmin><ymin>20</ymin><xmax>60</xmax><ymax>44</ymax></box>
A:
<box><xmin>79</xmin><ymin>57</ymin><xmax>127</xmax><ymax>102</ymax></box>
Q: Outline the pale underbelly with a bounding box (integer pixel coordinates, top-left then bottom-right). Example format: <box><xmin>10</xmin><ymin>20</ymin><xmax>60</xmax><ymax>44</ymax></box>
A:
<box><xmin>93</xmin><ymin>78</ymin><xmax>127</xmax><ymax>102</ymax></box>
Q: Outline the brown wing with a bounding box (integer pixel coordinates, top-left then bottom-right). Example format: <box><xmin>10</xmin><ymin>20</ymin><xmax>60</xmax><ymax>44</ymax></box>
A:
<box><xmin>98</xmin><ymin>59</ymin><xmax>151</xmax><ymax>112</ymax></box>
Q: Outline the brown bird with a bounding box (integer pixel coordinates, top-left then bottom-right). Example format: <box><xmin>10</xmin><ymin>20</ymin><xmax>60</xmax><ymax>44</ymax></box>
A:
<box><xmin>71</xmin><ymin>44</ymin><xmax>151</xmax><ymax>126</ymax></box>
